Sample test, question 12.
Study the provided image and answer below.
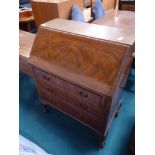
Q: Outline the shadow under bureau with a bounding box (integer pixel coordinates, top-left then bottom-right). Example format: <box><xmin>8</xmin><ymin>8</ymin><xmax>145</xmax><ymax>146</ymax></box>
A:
<box><xmin>27</xmin><ymin>19</ymin><xmax>135</xmax><ymax>148</ymax></box>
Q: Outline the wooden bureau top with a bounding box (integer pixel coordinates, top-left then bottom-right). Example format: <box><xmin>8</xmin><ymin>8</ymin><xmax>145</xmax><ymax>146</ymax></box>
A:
<box><xmin>29</xmin><ymin>19</ymin><xmax>133</xmax><ymax>96</ymax></box>
<box><xmin>41</xmin><ymin>19</ymin><xmax>134</xmax><ymax>46</ymax></box>
<box><xmin>19</xmin><ymin>30</ymin><xmax>36</xmax><ymax>59</ymax></box>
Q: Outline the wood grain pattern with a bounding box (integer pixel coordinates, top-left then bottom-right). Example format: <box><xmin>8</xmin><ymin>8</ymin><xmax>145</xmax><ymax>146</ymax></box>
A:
<box><xmin>30</xmin><ymin>30</ymin><xmax>129</xmax><ymax>96</ymax></box>
<box><xmin>31</xmin><ymin>0</ymin><xmax>83</xmax><ymax>28</ymax></box>
<box><xmin>19</xmin><ymin>30</ymin><xmax>36</xmax><ymax>76</ymax></box>
<box><xmin>32</xmin><ymin>29</ymin><xmax>127</xmax><ymax>86</ymax></box>
<box><xmin>36</xmin><ymin>76</ymin><xmax>103</xmax><ymax>118</ymax></box>
<box><xmin>34</xmin><ymin>68</ymin><xmax>102</xmax><ymax>106</ymax></box>
<box><xmin>28</xmin><ymin>19</ymin><xmax>134</xmax><ymax>147</ymax></box>
<box><xmin>42</xmin><ymin>19</ymin><xmax>135</xmax><ymax>46</ymax></box>
<box><xmin>41</xmin><ymin>96</ymin><xmax>102</xmax><ymax>131</ymax></box>
<box><xmin>29</xmin><ymin>19</ymin><xmax>134</xmax><ymax>94</ymax></box>
<box><xmin>19</xmin><ymin>30</ymin><xmax>35</xmax><ymax>58</ymax></box>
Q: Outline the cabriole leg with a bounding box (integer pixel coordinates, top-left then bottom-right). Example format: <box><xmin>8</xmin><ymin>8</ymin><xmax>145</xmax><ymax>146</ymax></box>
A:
<box><xmin>98</xmin><ymin>134</ymin><xmax>106</xmax><ymax>149</ymax></box>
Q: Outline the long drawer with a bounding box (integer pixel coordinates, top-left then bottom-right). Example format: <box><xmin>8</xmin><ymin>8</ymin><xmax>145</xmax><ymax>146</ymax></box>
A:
<box><xmin>34</xmin><ymin>68</ymin><xmax>102</xmax><ymax>107</ymax></box>
<box><xmin>39</xmin><ymin>88</ymin><xmax>101</xmax><ymax>130</ymax></box>
<box><xmin>36</xmin><ymin>77</ymin><xmax>103</xmax><ymax>118</ymax></box>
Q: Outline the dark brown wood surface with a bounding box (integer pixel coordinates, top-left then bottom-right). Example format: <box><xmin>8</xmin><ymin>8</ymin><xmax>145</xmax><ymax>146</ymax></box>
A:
<box><xmin>19</xmin><ymin>9</ymin><xmax>35</xmax><ymax>32</ymax></box>
<box><xmin>19</xmin><ymin>30</ymin><xmax>36</xmax><ymax>76</ymax></box>
<box><xmin>28</xmin><ymin>19</ymin><xmax>134</xmax><ymax>147</ymax></box>
<box><xmin>119</xmin><ymin>0</ymin><xmax>135</xmax><ymax>11</ymax></box>
<box><xmin>30</xmin><ymin>19</ymin><xmax>134</xmax><ymax>95</ymax></box>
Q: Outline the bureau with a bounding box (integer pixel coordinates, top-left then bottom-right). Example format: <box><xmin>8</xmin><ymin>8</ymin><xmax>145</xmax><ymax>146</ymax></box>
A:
<box><xmin>29</xmin><ymin>19</ymin><xmax>134</xmax><ymax>148</ymax></box>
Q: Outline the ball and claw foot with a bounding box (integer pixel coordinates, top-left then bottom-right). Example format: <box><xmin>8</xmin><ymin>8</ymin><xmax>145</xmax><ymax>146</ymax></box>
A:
<box><xmin>42</xmin><ymin>105</ymin><xmax>48</xmax><ymax>113</ymax></box>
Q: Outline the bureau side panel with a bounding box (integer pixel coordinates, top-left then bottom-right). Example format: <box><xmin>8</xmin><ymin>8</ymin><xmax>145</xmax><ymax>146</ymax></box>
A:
<box><xmin>31</xmin><ymin>1</ymin><xmax>59</xmax><ymax>28</ymax></box>
<box><xmin>106</xmin><ymin>87</ymin><xmax>122</xmax><ymax>133</ymax></box>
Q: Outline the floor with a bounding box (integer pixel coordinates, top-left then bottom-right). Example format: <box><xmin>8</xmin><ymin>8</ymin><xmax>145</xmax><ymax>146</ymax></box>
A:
<box><xmin>19</xmin><ymin>69</ymin><xmax>135</xmax><ymax>155</ymax></box>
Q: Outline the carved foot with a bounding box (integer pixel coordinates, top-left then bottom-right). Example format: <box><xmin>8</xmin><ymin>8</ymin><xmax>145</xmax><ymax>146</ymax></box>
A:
<box><xmin>42</xmin><ymin>105</ymin><xmax>48</xmax><ymax>113</ymax></box>
<box><xmin>98</xmin><ymin>134</ymin><xmax>106</xmax><ymax>149</ymax></box>
<box><xmin>99</xmin><ymin>140</ymin><xmax>105</xmax><ymax>149</ymax></box>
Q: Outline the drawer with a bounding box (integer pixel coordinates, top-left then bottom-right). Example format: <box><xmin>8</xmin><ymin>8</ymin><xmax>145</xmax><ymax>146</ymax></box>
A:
<box><xmin>66</xmin><ymin>82</ymin><xmax>101</xmax><ymax>107</ymax></box>
<box><xmin>34</xmin><ymin>68</ymin><xmax>102</xmax><ymax>106</ymax></box>
<box><xmin>40</xmin><ymin>90</ymin><xmax>64</xmax><ymax>114</ymax></box>
<box><xmin>62</xmin><ymin>99</ymin><xmax>100</xmax><ymax>130</ymax></box>
<box><xmin>40</xmin><ymin>90</ymin><xmax>101</xmax><ymax>130</ymax></box>
<box><xmin>36</xmin><ymin>78</ymin><xmax>103</xmax><ymax>118</ymax></box>
<box><xmin>66</xmin><ymin>93</ymin><xmax>103</xmax><ymax>118</ymax></box>
<box><xmin>36</xmin><ymin>78</ymin><xmax>67</xmax><ymax>101</ymax></box>
<box><xmin>34</xmin><ymin>68</ymin><xmax>66</xmax><ymax>88</ymax></box>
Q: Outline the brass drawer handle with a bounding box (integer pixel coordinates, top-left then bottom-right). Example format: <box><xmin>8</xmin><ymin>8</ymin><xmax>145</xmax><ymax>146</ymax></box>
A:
<box><xmin>79</xmin><ymin>91</ymin><xmax>88</xmax><ymax>98</ymax></box>
<box><xmin>43</xmin><ymin>75</ymin><xmax>50</xmax><ymax>81</ymax></box>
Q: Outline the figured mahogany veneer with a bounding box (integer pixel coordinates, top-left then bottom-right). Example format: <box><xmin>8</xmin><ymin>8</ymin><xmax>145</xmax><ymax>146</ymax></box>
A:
<box><xmin>27</xmin><ymin>19</ymin><xmax>134</xmax><ymax>148</ymax></box>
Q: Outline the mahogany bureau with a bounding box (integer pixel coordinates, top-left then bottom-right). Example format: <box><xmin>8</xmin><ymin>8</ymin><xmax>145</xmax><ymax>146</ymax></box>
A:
<box><xmin>29</xmin><ymin>19</ymin><xmax>135</xmax><ymax>148</ymax></box>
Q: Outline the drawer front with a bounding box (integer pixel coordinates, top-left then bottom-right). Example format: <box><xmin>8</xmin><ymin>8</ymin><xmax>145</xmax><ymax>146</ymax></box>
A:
<box><xmin>66</xmin><ymin>94</ymin><xmax>103</xmax><ymax>118</ymax></box>
<box><xmin>36</xmin><ymin>78</ymin><xmax>103</xmax><ymax>118</ymax></box>
<box><xmin>34</xmin><ymin>68</ymin><xmax>102</xmax><ymax>106</ymax></box>
<box><xmin>37</xmin><ymin>78</ymin><xmax>67</xmax><ymax>101</ymax></box>
<box><xmin>40</xmin><ymin>89</ymin><xmax>101</xmax><ymax>130</ymax></box>
<box><xmin>62</xmin><ymin>98</ymin><xmax>101</xmax><ymax>130</ymax></box>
